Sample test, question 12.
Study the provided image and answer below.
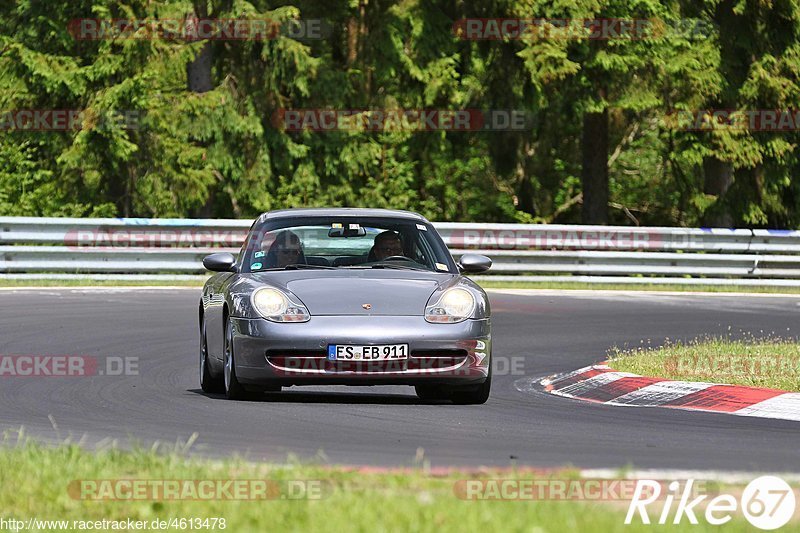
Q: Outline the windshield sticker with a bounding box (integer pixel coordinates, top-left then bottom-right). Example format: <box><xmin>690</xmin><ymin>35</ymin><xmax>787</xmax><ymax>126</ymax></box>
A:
<box><xmin>349</xmin><ymin>223</ymin><xmax>360</xmax><ymax>230</ymax></box>
<box><xmin>331</xmin><ymin>223</ymin><xmax>343</xmax><ymax>228</ymax></box>
<box><xmin>416</xmin><ymin>224</ymin><xmax>427</xmax><ymax>231</ymax></box>
<box><xmin>435</xmin><ymin>262</ymin><xmax>448</xmax><ymax>271</ymax></box>
<box><xmin>250</xmin><ymin>262</ymin><xmax>262</xmax><ymax>270</ymax></box>
<box><xmin>254</xmin><ymin>251</ymin><xmax>265</xmax><ymax>258</ymax></box>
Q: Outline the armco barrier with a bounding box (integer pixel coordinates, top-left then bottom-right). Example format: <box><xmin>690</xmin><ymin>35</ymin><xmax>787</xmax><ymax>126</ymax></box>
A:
<box><xmin>1</xmin><ymin>217</ymin><xmax>799</xmax><ymax>285</ymax></box>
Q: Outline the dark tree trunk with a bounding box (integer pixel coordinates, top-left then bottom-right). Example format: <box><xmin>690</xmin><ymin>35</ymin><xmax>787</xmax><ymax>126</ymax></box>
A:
<box><xmin>187</xmin><ymin>2</ymin><xmax>214</xmax><ymax>217</ymax></box>
<box><xmin>186</xmin><ymin>1</ymin><xmax>213</xmax><ymax>94</ymax></box>
<box><xmin>701</xmin><ymin>0</ymin><xmax>749</xmax><ymax>228</ymax></box>
<box><xmin>107</xmin><ymin>158</ymin><xmax>128</xmax><ymax>216</ymax></box>
<box><xmin>581</xmin><ymin>108</ymin><xmax>609</xmax><ymax>224</ymax></box>
<box><xmin>515</xmin><ymin>137</ymin><xmax>536</xmax><ymax>216</ymax></box>
<box><xmin>701</xmin><ymin>157</ymin><xmax>734</xmax><ymax>226</ymax></box>
<box><xmin>187</xmin><ymin>43</ymin><xmax>213</xmax><ymax>93</ymax></box>
<box><xmin>703</xmin><ymin>157</ymin><xmax>734</xmax><ymax>197</ymax></box>
<box><xmin>517</xmin><ymin>173</ymin><xmax>535</xmax><ymax>216</ymax></box>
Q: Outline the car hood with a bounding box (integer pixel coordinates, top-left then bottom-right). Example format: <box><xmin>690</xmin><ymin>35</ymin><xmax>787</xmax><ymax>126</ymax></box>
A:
<box><xmin>245</xmin><ymin>269</ymin><xmax>456</xmax><ymax>316</ymax></box>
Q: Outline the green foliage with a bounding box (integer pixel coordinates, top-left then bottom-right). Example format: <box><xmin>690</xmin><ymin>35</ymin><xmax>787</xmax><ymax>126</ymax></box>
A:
<box><xmin>0</xmin><ymin>0</ymin><xmax>798</xmax><ymax>226</ymax></box>
<box><xmin>0</xmin><ymin>439</ymin><xmax>765</xmax><ymax>533</ymax></box>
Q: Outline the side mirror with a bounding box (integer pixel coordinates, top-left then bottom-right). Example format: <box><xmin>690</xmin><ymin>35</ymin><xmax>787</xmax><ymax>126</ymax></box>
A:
<box><xmin>457</xmin><ymin>253</ymin><xmax>492</xmax><ymax>274</ymax></box>
<box><xmin>203</xmin><ymin>252</ymin><xmax>237</xmax><ymax>272</ymax></box>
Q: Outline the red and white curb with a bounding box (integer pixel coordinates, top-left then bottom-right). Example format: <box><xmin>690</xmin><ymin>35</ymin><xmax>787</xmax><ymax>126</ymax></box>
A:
<box><xmin>539</xmin><ymin>364</ymin><xmax>800</xmax><ymax>423</ymax></box>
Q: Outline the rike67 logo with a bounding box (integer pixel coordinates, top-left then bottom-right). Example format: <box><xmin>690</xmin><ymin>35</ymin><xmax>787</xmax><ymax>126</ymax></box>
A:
<box><xmin>625</xmin><ymin>476</ymin><xmax>796</xmax><ymax>529</ymax></box>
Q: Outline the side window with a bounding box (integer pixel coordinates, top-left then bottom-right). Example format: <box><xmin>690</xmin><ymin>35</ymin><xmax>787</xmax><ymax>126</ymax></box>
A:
<box><xmin>415</xmin><ymin>232</ymin><xmax>438</xmax><ymax>268</ymax></box>
<box><xmin>401</xmin><ymin>231</ymin><xmax>427</xmax><ymax>266</ymax></box>
<box><xmin>239</xmin><ymin>220</ymin><xmax>260</xmax><ymax>267</ymax></box>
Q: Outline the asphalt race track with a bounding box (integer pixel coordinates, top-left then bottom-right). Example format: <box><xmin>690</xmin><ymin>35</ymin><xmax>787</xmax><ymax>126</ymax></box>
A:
<box><xmin>1</xmin><ymin>288</ymin><xmax>799</xmax><ymax>472</ymax></box>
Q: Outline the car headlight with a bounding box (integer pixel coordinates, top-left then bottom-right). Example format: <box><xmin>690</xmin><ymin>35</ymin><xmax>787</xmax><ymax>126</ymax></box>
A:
<box><xmin>252</xmin><ymin>287</ymin><xmax>310</xmax><ymax>322</ymax></box>
<box><xmin>425</xmin><ymin>287</ymin><xmax>475</xmax><ymax>323</ymax></box>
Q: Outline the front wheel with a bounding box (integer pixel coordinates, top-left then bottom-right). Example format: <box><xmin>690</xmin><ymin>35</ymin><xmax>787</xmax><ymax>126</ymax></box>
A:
<box><xmin>449</xmin><ymin>367</ymin><xmax>492</xmax><ymax>405</ymax></box>
<box><xmin>200</xmin><ymin>320</ymin><xmax>223</xmax><ymax>393</ymax></box>
<box><xmin>414</xmin><ymin>385</ymin><xmax>450</xmax><ymax>401</ymax></box>
<box><xmin>223</xmin><ymin>318</ymin><xmax>248</xmax><ymax>400</ymax></box>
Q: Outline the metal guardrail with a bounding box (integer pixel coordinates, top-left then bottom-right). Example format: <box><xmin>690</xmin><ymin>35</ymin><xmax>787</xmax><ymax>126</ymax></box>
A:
<box><xmin>1</xmin><ymin>216</ymin><xmax>799</xmax><ymax>285</ymax></box>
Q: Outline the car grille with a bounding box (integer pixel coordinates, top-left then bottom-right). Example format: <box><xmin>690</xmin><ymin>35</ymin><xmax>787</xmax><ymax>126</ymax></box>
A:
<box><xmin>409</xmin><ymin>349</ymin><xmax>469</xmax><ymax>370</ymax></box>
<box><xmin>265</xmin><ymin>348</ymin><xmax>469</xmax><ymax>373</ymax></box>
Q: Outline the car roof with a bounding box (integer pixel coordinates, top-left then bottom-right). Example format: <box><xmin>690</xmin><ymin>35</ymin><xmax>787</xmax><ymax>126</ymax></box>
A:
<box><xmin>259</xmin><ymin>208</ymin><xmax>429</xmax><ymax>223</ymax></box>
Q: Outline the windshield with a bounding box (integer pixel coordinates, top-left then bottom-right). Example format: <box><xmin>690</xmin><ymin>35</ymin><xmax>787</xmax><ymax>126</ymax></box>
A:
<box><xmin>238</xmin><ymin>216</ymin><xmax>456</xmax><ymax>274</ymax></box>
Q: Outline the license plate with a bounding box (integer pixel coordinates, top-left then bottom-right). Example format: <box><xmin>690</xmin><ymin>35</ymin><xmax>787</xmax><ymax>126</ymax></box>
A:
<box><xmin>327</xmin><ymin>344</ymin><xmax>409</xmax><ymax>361</ymax></box>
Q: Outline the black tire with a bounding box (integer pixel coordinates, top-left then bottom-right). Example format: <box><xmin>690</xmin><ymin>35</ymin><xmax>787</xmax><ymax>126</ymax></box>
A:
<box><xmin>200</xmin><ymin>319</ymin><xmax>223</xmax><ymax>393</ymax></box>
<box><xmin>414</xmin><ymin>385</ymin><xmax>450</xmax><ymax>401</ymax></box>
<box><xmin>223</xmin><ymin>318</ymin><xmax>248</xmax><ymax>400</ymax></box>
<box><xmin>449</xmin><ymin>370</ymin><xmax>492</xmax><ymax>405</ymax></box>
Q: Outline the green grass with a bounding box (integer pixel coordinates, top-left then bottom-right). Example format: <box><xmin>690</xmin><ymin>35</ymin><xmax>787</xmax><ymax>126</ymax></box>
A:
<box><xmin>0</xmin><ymin>437</ymin><xmax>762</xmax><ymax>533</ymax></box>
<box><xmin>609</xmin><ymin>336</ymin><xmax>800</xmax><ymax>391</ymax></box>
<box><xmin>0</xmin><ymin>279</ymin><xmax>206</xmax><ymax>287</ymax></box>
<box><xmin>1</xmin><ymin>278</ymin><xmax>800</xmax><ymax>294</ymax></box>
<box><xmin>478</xmin><ymin>280</ymin><xmax>800</xmax><ymax>294</ymax></box>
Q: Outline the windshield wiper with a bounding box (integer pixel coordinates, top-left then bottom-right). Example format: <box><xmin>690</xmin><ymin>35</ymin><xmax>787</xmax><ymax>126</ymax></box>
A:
<box><xmin>283</xmin><ymin>263</ymin><xmax>337</xmax><ymax>270</ymax></box>
<box><xmin>369</xmin><ymin>262</ymin><xmax>429</xmax><ymax>272</ymax></box>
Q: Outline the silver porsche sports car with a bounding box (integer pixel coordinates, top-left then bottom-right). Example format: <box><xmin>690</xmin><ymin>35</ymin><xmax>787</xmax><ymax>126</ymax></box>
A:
<box><xmin>199</xmin><ymin>208</ymin><xmax>492</xmax><ymax>404</ymax></box>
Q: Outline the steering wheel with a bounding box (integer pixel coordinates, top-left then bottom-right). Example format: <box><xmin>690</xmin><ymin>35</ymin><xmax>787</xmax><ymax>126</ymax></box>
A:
<box><xmin>380</xmin><ymin>255</ymin><xmax>415</xmax><ymax>262</ymax></box>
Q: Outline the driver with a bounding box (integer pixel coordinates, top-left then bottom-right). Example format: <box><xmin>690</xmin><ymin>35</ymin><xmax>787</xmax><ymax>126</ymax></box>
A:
<box><xmin>372</xmin><ymin>231</ymin><xmax>404</xmax><ymax>260</ymax></box>
<box><xmin>263</xmin><ymin>230</ymin><xmax>305</xmax><ymax>268</ymax></box>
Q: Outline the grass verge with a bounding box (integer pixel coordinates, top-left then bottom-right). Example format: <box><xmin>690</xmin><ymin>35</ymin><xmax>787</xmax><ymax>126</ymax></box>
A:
<box><xmin>0</xmin><ymin>279</ymin><xmax>205</xmax><ymax>287</ymax></box>
<box><xmin>609</xmin><ymin>337</ymin><xmax>800</xmax><ymax>391</ymax></box>
<box><xmin>0</xmin><ymin>439</ymin><xmax>762</xmax><ymax>533</ymax></box>
<box><xmin>1</xmin><ymin>278</ymin><xmax>800</xmax><ymax>294</ymax></box>
<box><xmin>478</xmin><ymin>280</ymin><xmax>800</xmax><ymax>294</ymax></box>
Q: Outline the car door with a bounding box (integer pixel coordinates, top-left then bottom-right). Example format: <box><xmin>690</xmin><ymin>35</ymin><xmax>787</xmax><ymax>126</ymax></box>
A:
<box><xmin>203</xmin><ymin>272</ymin><xmax>235</xmax><ymax>364</ymax></box>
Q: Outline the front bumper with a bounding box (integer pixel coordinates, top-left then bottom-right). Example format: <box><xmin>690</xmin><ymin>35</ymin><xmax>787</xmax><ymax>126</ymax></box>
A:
<box><xmin>230</xmin><ymin>315</ymin><xmax>491</xmax><ymax>387</ymax></box>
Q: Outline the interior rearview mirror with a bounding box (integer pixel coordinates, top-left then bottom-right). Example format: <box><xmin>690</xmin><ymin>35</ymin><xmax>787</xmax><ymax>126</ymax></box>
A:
<box><xmin>328</xmin><ymin>225</ymin><xmax>367</xmax><ymax>238</ymax></box>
